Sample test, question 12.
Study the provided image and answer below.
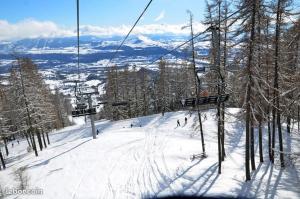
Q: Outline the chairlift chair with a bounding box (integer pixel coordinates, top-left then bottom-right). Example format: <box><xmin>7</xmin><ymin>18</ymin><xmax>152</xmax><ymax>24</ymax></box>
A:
<box><xmin>71</xmin><ymin>84</ymin><xmax>89</xmax><ymax>117</ymax></box>
<box><xmin>111</xmin><ymin>101</ymin><xmax>128</xmax><ymax>107</ymax></box>
<box><xmin>182</xmin><ymin>94</ymin><xmax>230</xmax><ymax>107</ymax></box>
<box><xmin>72</xmin><ymin>108</ymin><xmax>96</xmax><ymax>117</ymax></box>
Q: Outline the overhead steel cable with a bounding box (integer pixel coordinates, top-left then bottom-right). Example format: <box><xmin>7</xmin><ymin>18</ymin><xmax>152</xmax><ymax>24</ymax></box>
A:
<box><xmin>146</xmin><ymin>31</ymin><xmax>209</xmax><ymax>67</ymax></box>
<box><xmin>143</xmin><ymin>3</ymin><xmax>249</xmax><ymax>68</ymax></box>
<box><xmin>77</xmin><ymin>0</ymin><xmax>80</xmax><ymax>80</ymax></box>
<box><xmin>105</xmin><ymin>0</ymin><xmax>154</xmax><ymax>68</ymax></box>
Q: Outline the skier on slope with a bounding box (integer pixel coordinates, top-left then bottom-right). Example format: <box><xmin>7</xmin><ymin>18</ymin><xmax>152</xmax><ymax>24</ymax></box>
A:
<box><xmin>185</xmin><ymin>117</ymin><xmax>187</xmax><ymax>125</ymax></box>
<box><xmin>162</xmin><ymin>107</ymin><xmax>165</xmax><ymax>116</ymax></box>
<box><xmin>177</xmin><ymin>119</ymin><xmax>181</xmax><ymax>127</ymax></box>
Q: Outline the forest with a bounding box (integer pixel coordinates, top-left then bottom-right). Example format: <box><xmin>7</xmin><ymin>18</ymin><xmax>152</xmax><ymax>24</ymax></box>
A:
<box><xmin>101</xmin><ymin>0</ymin><xmax>300</xmax><ymax>180</ymax></box>
<box><xmin>0</xmin><ymin>0</ymin><xmax>300</xmax><ymax>198</ymax></box>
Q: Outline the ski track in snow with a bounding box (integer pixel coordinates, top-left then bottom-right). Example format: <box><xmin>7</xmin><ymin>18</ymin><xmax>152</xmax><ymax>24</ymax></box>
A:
<box><xmin>0</xmin><ymin>109</ymin><xmax>300</xmax><ymax>199</ymax></box>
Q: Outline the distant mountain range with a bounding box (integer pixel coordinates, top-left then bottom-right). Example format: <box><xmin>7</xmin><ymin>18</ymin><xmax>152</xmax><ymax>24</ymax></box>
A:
<box><xmin>0</xmin><ymin>34</ymin><xmax>209</xmax><ymax>94</ymax></box>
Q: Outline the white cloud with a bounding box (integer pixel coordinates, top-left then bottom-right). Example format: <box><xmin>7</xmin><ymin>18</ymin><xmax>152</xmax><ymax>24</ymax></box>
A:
<box><xmin>81</xmin><ymin>22</ymin><xmax>206</xmax><ymax>36</ymax></box>
<box><xmin>0</xmin><ymin>19</ymin><xmax>207</xmax><ymax>41</ymax></box>
<box><xmin>0</xmin><ymin>19</ymin><xmax>74</xmax><ymax>41</ymax></box>
<box><xmin>154</xmin><ymin>11</ymin><xmax>165</xmax><ymax>22</ymax></box>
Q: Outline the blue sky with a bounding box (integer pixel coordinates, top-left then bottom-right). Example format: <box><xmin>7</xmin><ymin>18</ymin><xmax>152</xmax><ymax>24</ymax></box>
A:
<box><xmin>0</xmin><ymin>0</ymin><xmax>207</xmax><ymax>27</ymax></box>
<box><xmin>1</xmin><ymin>0</ymin><xmax>300</xmax><ymax>41</ymax></box>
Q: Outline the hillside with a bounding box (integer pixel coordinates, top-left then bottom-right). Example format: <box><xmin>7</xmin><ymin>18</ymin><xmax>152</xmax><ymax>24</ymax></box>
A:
<box><xmin>0</xmin><ymin>34</ymin><xmax>209</xmax><ymax>96</ymax></box>
<box><xmin>0</xmin><ymin>109</ymin><xmax>299</xmax><ymax>199</ymax></box>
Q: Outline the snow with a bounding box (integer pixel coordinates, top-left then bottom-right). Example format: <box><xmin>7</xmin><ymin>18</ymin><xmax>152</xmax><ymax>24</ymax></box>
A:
<box><xmin>84</xmin><ymin>80</ymin><xmax>102</xmax><ymax>87</ymax></box>
<box><xmin>44</xmin><ymin>80</ymin><xmax>63</xmax><ymax>90</ymax></box>
<box><xmin>0</xmin><ymin>109</ymin><xmax>299</xmax><ymax>199</ymax></box>
<box><xmin>0</xmin><ymin>80</ymin><xmax>9</xmax><ymax>85</ymax></box>
<box><xmin>26</xmin><ymin>47</ymin><xmax>119</xmax><ymax>55</ymax></box>
<box><xmin>131</xmin><ymin>35</ymin><xmax>166</xmax><ymax>47</ymax></box>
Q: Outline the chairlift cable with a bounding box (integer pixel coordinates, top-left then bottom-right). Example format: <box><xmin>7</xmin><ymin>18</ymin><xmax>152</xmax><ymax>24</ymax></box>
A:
<box><xmin>105</xmin><ymin>0</ymin><xmax>154</xmax><ymax>68</ymax></box>
<box><xmin>77</xmin><ymin>0</ymin><xmax>80</xmax><ymax>80</ymax></box>
<box><xmin>142</xmin><ymin>3</ymin><xmax>249</xmax><ymax>68</ymax></box>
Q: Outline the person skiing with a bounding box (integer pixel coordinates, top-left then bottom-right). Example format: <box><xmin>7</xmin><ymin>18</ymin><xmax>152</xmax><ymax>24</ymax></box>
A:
<box><xmin>96</xmin><ymin>129</ymin><xmax>99</xmax><ymax>135</ymax></box>
<box><xmin>185</xmin><ymin>117</ymin><xmax>187</xmax><ymax>125</ymax></box>
<box><xmin>177</xmin><ymin>119</ymin><xmax>181</xmax><ymax>127</ymax></box>
<box><xmin>162</xmin><ymin>107</ymin><xmax>165</xmax><ymax>116</ymax></box>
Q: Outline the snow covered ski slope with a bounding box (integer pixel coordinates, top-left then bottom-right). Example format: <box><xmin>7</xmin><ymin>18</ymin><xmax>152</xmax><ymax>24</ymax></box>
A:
<box><xmin>0</xmin><ymin>109</ymin><xmax>299</xmax><ymax>199</ymax></box>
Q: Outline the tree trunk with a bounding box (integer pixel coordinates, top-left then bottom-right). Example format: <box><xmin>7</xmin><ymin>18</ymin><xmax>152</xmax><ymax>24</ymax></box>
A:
<box><xmin>36</xmin><ymin>129</ymin><xmax>43</xmax><ymax>151</ymax></box>
<box><xmin>245</xmin><ymin>0</ymin><xmax>257</xmax><ymax>181</ymax></box>
<box><xmin>29</xmin><ymin>132</ymin><xmax>34</xmax><ymax>147</ymax></box>
<box><xmin>287</xmin><ymin>116</ymin><xmax>291</xmax><ymax>134</ymax></box>
<box><xmin>0</xmin><ymin>151</ymin><xmax>5</xmax><ymax>169</ymax></box>
<box><xmin>221</xmin><ymin>103</ymin><xmax>226</xmax><ymax>161</ymax></box>
<box><xmin>198</xmin><ymin>111</ymin><xmax>206</xmax><ymax>154</ymax></box>
<box><xmin>217</xmin><ymin>101</ymin><xmax>222</xmax><ymax>174</ymax></box>
<box><xmin>265</xmin><ymin>16</ymin><xmax>272</xmax><ymax>162</ymax></box>
<box><xmin>245</xmin><ymin>92</ymin><xmax>251</xmax><ymax>181</ymax></box>
<box><xmin>268</xmin><ymin>113</ymin><xmax>272</xmax><ymax>161</ymax></box>
<box><xmin>189</xmin><ymin>13</ymin><xmax>206</xmax><ymax>156</ymax></box>
<box><xmin>3</xmin><ymin>138</ymin><xmax>9</xmax><ymax>156</ymax></box>
<box><xmin>222</xmin><ymin>4</ymin><xmax>228</xmax><ymax>161</ymax></box>
<box><xmin>257</xmin><ymin>0</ymin><xmax>263</xmax><ymax>164</ymax></box>
<box><xmin>41</xmin><ymin>129</ymin><xmax>47</xmax><ymax>148</ymax></box>
<box><xmin>250</xmin><ymin>120</ymin><xmax>256</xmax><ymax>170</ymax></box>
<box><xmin>30</xmin><ymin>130</ymin><xmax>38</xmax><ymax>156</ymax></box>
<box><xmin>277</xmin><ymin>112</ymin><xmax>285</xmax><ymax>167</ymax></box>
<box><xmin>46</xmin><ymin>131</ymin><xmax>50</xmax><ymax>145</ymax></box>
<box><xmin>25</xmin><ymin>132</ymin><xmax>31</xmax><ymax>147</ymax></box>
<box><xmin>298</xmin><ymin>105</ymin><xmax>300</xmax><ymax>133</ymax></box>
<box><xmin>271</xmin><ymin>107</ymin><xmax>276</xmax><ymax>163</ymax></box>
<box><xmin>259</xmin><ymin>118</ymin><xmax>264</xmax><ymax>162</ymax></box>
<box><xmin>274</xmin><ymin>0</ymin><xmax>284</xmax><ymax>168</ymax></box>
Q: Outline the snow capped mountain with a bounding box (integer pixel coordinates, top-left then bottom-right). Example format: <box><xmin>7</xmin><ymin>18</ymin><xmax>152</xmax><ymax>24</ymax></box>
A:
<box><xmin>0</xmin><ymin>34</ymin><xmax>191</xmax><ymax>54</ymax></box>
<box><xmin>129</xmin><ymin>35</ymin><xmax>166</xmax><ymax>47</ymax></box>
<box><xmin>0</xmin><ymin>34</ymin><xmax>207</xmax><ymax>70</ymax></box>
<box><xmin>0</xmin><ymin>34</ymin><xmax>209</xmax><ymax>93</ymax></box>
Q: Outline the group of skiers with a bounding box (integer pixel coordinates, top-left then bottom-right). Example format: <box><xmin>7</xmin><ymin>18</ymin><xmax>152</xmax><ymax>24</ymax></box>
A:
<box><xmin>11</xmin><ymin>140</ymin><xmax>20</xmax><ymax>148</ymax></box>
<box><xmin>95</xmin><ymin>116</ymin><xmax>187</xmax><ymax>132</ymax></box>
<box><xmin>177</xmin><ymin>117</ymin><xmax>188</xmax><ymax>127</ymax></box>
